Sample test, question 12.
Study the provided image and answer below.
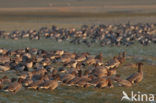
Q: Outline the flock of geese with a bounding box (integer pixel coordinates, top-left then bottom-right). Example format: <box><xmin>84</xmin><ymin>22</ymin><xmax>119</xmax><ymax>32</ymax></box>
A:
<box><xmin>0</xmin><ymin>23</ymin><xmax>156</xmax><ymax>46</ymax></box>
<box><xmin>0</xmin><ymin>48</ymin><xmax>144</xmax><ymax>93</ymax></box>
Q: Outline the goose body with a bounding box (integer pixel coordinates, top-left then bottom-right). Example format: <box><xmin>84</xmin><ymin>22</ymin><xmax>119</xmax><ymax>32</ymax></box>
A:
<box><xmin>0</xmin><ymin>79</ymin><xmax>3</xmax><ymax>90</ymax></box>
<box><xmin>40</xmin><ymin>80</ymin><xmax>58</xmax><ymax>90</ymax></box>
<box><xmin>105</xmin><ymin>57</ymin><xmax>120</xmax><ymax>69</ymax></box>
<box><xmin>0</xmin><ymin>65</ymin><xmax>10</xmax><ymax>72</ymax></box>
<box><xmin>126</xmin><ymin>63</ymin><xmax>143</xmax><ymax>84</ymax></box>
<box><xmin>96</xmin><ymin>77</ymin><xmax>109</xmax><ymax>88</ymax></box>
<box><xmin>114</xmin><ymin>76</ymin><xmax>132</xmax><ymax>87</ymax></box>
<box><xmin>4</xmin><ymin>78</ymin><xmax>23</xmax><ymax>93</ymax></box>
<box><xmin>28</xmin><ymin>79</ymin><xmax>44</xmax><ymax>90</ymax></box>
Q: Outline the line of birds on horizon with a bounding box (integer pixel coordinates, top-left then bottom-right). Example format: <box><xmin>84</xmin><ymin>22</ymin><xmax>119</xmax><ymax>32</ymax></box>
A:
<box><xmin>0</xmin><ymin>48</ymin><xmax>144</xmax><ymax>94</ymax></box>
<box><xmin>0</xmin><ymin>23</ymin><xmax>156</xmax><ymax>46</ymax></box>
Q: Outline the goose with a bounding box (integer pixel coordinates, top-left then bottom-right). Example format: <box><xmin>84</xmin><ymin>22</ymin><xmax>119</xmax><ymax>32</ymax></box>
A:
<box><xmin>75</xmin><ymin>70</ymin><xmax>91</xmax><ymax>87</ymax></box>
<box><xmin>39</xmin><ymin>75</ymin><xmax>60</xmax><ymax>90</ymax></box>
<box><xmin>95</xmin><ymin>52</ymin><xmax>103</xmax><ymax>62</ymax></box>
<box><xmin>118</xmin><ymin>52</ymin><xmax>126</xmax><ymax>64</ymax></box>
<box><xmin>105</xmin><ymin>56</ymin><xmax>120</xmax><ymax>69</ymax></box>
<box><xmin>95</xmin><ymin>77</ymin><xmax>110</xmax><ymax>88</ymax></box>
<box><xmin>66</xmin><ymin>70</ymin><xmax>82</xmax><ymax>86</ymax></box>
<box><xmin>95</xmin><ymin>71</ymin><xmax>113</xmax><ymax>88</ymax></box>
<box><xmin>113</xmin><ymin>75</ymin><xmax>132</xmax><ymax>87</ymax></box>
<box><xmin>85</xmin><ymin>57</ymin><xmax>96</xmax><ymax>65</ymax></box>
<box><xmin>27</xmin><ymin>77</ymin><xmax>44</xmax><ymax>90</ymax></box>
<box><xmin>0</xmin><ymin>65</ymin><xmax>10</xmax><ymax>72</ymax></box>
<box><xmin>4</xmin><ymin>78</ymin><xmax>23</xmax><ymax>93</ymax></box>
<box><xmin>1</xmin><ymin>75</ymin><xmax>11</xmax><ymax>84</ymax></box>
<box><xmin>62</xmin><ymin>71</ymin><xmax>76</xmax><ymax>83</ymax></box>
<box><xmin>126</xmin><ymin>63</ymin><xmax>143</xmax><ymax>84</ymax></box>
<box><xmin>92</xmin><ymin>66</ymin><xmax>108</xmax><ymax>78</ymax></box>
<box><xmin>108</xmin><ymin>67</ymin><xmax>117</xmax><ymax>76</ymax></box>
<box><xmin>0</xmin><ymin>79</ymin><xmax>3</xmax><ymax>90</ymax></box>
<box><xmin>23</xmin><ymin>77</ymin><xmax>33</xmax><ymax>87</ymax></box>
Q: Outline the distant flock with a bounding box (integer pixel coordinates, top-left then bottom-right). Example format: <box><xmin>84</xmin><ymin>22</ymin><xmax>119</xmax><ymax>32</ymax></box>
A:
<box><xmin>0</xmin><ymin>23</ymin><xmax>156</xmax><ymax>46</ymax></box>
<box><xmin>0</xmin><ymin>48</ymin><xmax>143</xmax><ymax>93</ymax></box>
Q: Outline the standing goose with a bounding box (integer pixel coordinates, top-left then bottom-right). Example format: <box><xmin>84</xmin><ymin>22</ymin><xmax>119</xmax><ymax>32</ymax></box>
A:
<box><xmin>126</xmin><ymin>63</ymin><xmax>143</xmax><ymax>84</ymax></box>
<box><xmin>4</xmin><ymin>78</ymin><xmax>23</xmax><ymax>93</ymax></box>
<box><xmin>118</xmin><ymin>52</ymin><xmax>126</xmax><ymax>64</ymax></box>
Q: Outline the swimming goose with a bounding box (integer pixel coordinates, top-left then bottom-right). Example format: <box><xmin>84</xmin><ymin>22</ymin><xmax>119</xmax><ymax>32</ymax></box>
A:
<box><xmin>126</xmin><ymin>63</ymin><xmax>143</xmax><ymax>84</ymax></box>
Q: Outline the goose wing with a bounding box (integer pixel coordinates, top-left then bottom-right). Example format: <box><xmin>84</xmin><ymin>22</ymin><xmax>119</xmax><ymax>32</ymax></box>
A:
<box><xmin>126</xmin><ymin>73</ymin><xmax>139</xmax><ymax>82</ymax></box>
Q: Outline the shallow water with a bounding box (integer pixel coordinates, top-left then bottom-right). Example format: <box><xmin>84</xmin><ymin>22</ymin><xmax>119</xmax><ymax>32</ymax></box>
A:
<box><xmin>0</xmin><ymin>40</ymin><xmax>156</xmax><ymax>103</ymax></box>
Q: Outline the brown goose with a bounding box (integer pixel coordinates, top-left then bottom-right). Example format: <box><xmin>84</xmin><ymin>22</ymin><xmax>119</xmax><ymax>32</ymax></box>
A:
<box><xmin>4</xmin><ymin>78</ymin><xmax>23</xmax><ymax>93</ymax></box>
<box><xmin>75</xmin><ymin>70</ymin><xmax>91</xmax><ymax>87</ymax></box>
<box><xmin>105</xmin><ymin>56</ymin><xmax>120</xmax><ymax>69</ymax></box>
<box><xmin>23</xmin><ymin>77</ymin><xmax>33</xmax><ymax>87</ymax></box>
<box><xmin>113</xmin><ymin>75</ymin><xmax>132</xmax><ymax>87</ymax></box>
<box><xmin>18</xmin><ymin>73</ymin><xmax>28</xmax><ymax>80</ymax></box>
<box><xmin>27</xmin><ymin>77</ymin><xmax>44</xmax><ymax>90</ymax></box>
<box><xmin>95</xmin><ymin>71</ymin><xmax>113</xmax><ymax>88</ymax></box>
<box><xmin>95</xmin><ymin>52</ymin><xmax>103</xmax><ymax>62</ymax></box>
<box><xmin>108</xmin><ymin>67</ymin><xmax>117</xmax><ymax>76</ymax></box>
<box><xmin>95</xmin><ymin>77</ymin><xmax>114</xmax><ymax>88</ymax></box>
<box><xmin>50</xmin><ymin>69</ymin><xmax>58</xmax><ymax>79</ymax></box>
<box><xmin>66</xmin><ymin>70</ymin><xmax>82</xmax><ymax>86</ymax></box>
<box><xmin>39</xmin><ymin>75</ymin><xmax>60</xmax><ymax>90</ymax></box>
<box><xmin>126</xmin><ymin>63</ymin><xmax>143</xmax><ymax>84</ymax></box>
<box><xmin>117</xmin><ymin>52</ymin><xmax>126</xmax><ymax>64</ymax></box>
<box><xmin>0</xmin><ymin>64</ymin><xmax>10</xmax><ymax>72</ymax></box>
<box><xmin>95</xmin><ymin>77</ymin><xmax>109</xmax><ymax>88</ymax></box>
<box><xmin>62</xmin><ymin>71</ymin><xmax>76</xmax><ymax>83</ymax></box>
<box><xmin>0</xmin><ymin>79</ymin><xmax>3</xmax><ymax>90</ymax></box>
<box><xmin>85</xmin><ymin>57</ymin><xmax>96</xmax><ymax>65</ymax></box>
<box><xmin>93</xmin><ymin>66</ymin><xmax>108</xmax><ymax>78</ymax></box>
